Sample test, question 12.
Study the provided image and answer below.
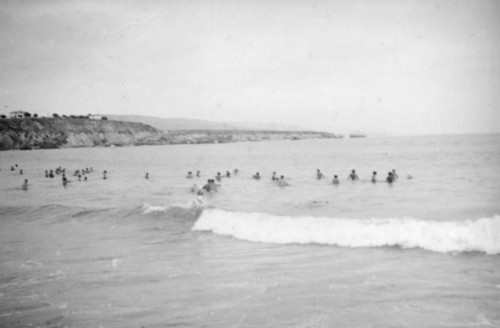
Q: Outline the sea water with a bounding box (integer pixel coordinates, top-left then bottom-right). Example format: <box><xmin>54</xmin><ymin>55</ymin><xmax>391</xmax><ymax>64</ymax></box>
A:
<box><xmin>0</xmin><ymin>134</ymin><xmax>499</xmax><ymax>327</ymax></box>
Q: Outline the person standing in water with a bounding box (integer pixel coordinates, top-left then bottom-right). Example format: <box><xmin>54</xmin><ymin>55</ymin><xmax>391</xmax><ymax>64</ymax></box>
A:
<box><xmin>332</xmin><ymin>175</ymin><xmax>339</xmax><ymax>185</ymax></box>
<box><xmin>371</xmin><ymin>171</ymin><xmax>377</xmax><ymax>183</ymax></box>
<box><xmin>392</xmin><ymin>169</ymin><xmax>399</xmax><ymax>181</ymax></box>
<box><xmin>316</xmin><ymin>169</ymin><xmax>325</xmax><ymax>180</ymax></box>
<box><xmin>62</xmin><ymin>175</ymin><xmax>70</xmax><ymax>188</ymax></box>
<box><xmin>22</xmin><ymin>179</ymin><xmax>29</xmax><ymax>191</ymax></box>
<box><xmin>253</xmin><ymin>172</ymin><xmax>261</xmax><ymax>180</ymax></box>
<box><xmin>277</xmin><ymin>175</ymin><xmax>289</xmax><ymax>187</ymax></box>
<box><xmin>386</xmin><ymin>172</ymin><xmax>394</xmax><ymax>184</ymax></box>
<box><xmin>348</xmin><ymin>170</ymin><xmax>359</xmax><ymax>181</ymax></box>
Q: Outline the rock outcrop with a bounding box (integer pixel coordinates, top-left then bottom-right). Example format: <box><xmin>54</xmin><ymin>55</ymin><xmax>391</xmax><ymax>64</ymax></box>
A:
<box><xmin>0</xmin><ymin>118</ymin><xmax>162</xmax><ymax>150</ymax></box>
<box><xmin>0</xmin><ymin>118</ymin><xmax>340</xmax><ymax>151</ymax></box>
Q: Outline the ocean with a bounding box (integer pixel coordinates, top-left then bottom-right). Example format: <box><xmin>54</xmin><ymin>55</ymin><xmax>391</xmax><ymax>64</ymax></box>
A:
<box><xmin>1</xmin><ymin>134</ymin><xmax>499</xmax><ymax>328</ymax></box>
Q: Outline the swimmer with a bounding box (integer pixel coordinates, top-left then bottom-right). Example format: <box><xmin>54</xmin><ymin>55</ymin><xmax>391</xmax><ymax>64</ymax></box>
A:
<box><xmin>78</xmin><ymin>175</ymin><xmax>82</xmax><ymax>181</ymax></box>
<box><xmin>392</xmin><ymin>169</ymin><xmax>399</xmax><ymax>181</ymax></box>
<box><xmin>186</xmin><ymin>171</ymin><xmax>193</xmax><ymax>179</ymax></box>
<box><xmin>209</xmin><ymin>179</ymin><xmax>220</xmax><ymax>191</ymax></box>
<box><xmin>233</xmin><ymin>168</ymin><xmax>239</xmax><ymax>175</ymax></box>
<box><xmin>191</xmin><ymin>184</ymin><xmax>200</xmax><ymax>193</ymax></box>
<box><xmin>202</xmin><ymin>180</ymin><xmax>212</xmax><ymax>193</ymax></box>
<box><xmin>84</xmin><ymin>176</ymin><xmax>88</xmax><ymax>182</ymax></box>
<box><xmin>386</xmin><ymin>172</ymin><xmax>394</xmax><ymax>184</ymax></box>
<box><xmin>332</xmin><ymin>175</ymin><xmax>339</xmax><ymax>185</ymax></box>
<box><xmin>145</xmin><ymin>172</ymin><xmax>149</xmax><ymax>180</ymax></box>
<box><xmin>407</xmin><ymin>173</ymin><xmax>413</xmax><ymax>180</ymax></box>
<box><xmin>62</xmin><ymin>175</ymin><xmax>69</xmax><ymax>187</ymax></box>
<box><xmin>253</xmin><ymin>172</ymin><xmax>261</xmax><ymax>180</ymax></box>
<box><xmin>196</xmin><ymin>170</ymin><xmax>200</xmax><ymax>178</ymax></box>
<box><xmin>19</xmin><ymin>169</ymin><xmax>23</xmax><ymax>175</ymax></box>
<box><xmin>22</xmin><ymin>179</ymin><xmax>29</xmax><ymax>191</ymax></box>
<box><xmin>277</xmin><ymin>175</ymin><xmax>289</xmax><ymax>187</ymax></box>
<box><xmin>348</xmin><ymin>169</ymin><xmax>359</xmax><ymax>181</ymax></box>
<box><xmin>316</xmin><ymin>169</ymin><xmax>325</xmax><ymax>180</ymax></box>
<box><xmin>371</xmin><ymin>171</ymin><xmax>377</xmax><ymax>183</ymax></box>
<box><xmin>225</xmin><ymin>171</ymin><xmax>231</xmax><ymax>178</ymax></box>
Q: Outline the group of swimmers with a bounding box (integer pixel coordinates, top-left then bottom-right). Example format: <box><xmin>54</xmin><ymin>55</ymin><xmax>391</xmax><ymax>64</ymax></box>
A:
<box><xmin>44</xmin><ymin>166</ymin><xmax>100</xmax><ymax>187</ymax></box>
<box><xmin>14</xmin><ymin>161</ymin><xmax>407</xmax><ymax>193</ymax></box>
<box><xmin>9</xmin><ymin>164</ymin><xmax>29</xmax><ymax>190</ymax></box>
<box><xmin>12</xmin><ymin>162</ymin><xmax>109</xmax><ymax>191</ymax></box>
<box><xmin>187</xmin><ymin>167</ymin><xmax>407</xmax><ymax>196</ymax></box>
<box><xmin>10</xmin><ymin>164</ymin><xmax>24</xmax><ymax>175</ymax></box>
<box><xmin>189</xmin><ymin>169</ymin><xmax>239</xmax><ymax>195</ymax></box>
<box><xmin>320</xmin><ymin>168</ymin><xmax>402</xmax><ymax>184</ymax></box>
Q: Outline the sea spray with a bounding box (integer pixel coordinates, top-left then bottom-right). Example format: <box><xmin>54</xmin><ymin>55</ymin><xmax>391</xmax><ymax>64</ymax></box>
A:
<box><xmin>193</xmin><ymin>209</ymin><xmax>500</xmax><ymax>254</ymax></box>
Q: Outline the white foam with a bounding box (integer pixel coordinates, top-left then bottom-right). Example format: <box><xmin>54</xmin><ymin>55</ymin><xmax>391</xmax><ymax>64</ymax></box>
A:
<box><xmin>141</xmin><ymin>198</ymin><xmax>206</xmax><ymax>215</ymax></box>
<box><xmin>193</xmin><ymin>209</ymin><xmax>500</xmax><ymax>254</ymax></box>
<box><xmin>141</xmin><ymin>203</ymin><xmax>168</xmax><ymax>213</ymax></box>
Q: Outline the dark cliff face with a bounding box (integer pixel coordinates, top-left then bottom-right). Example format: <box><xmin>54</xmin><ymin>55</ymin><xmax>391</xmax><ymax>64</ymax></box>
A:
<box><xmin>0</xmin><ymin>118</ymin><xmax>340</xmax><ymax>151</ymax></box>
<box><xmin>0</xmin><ymin>118</ymin><xmax>163</xmax><ymax>150</ymax></box>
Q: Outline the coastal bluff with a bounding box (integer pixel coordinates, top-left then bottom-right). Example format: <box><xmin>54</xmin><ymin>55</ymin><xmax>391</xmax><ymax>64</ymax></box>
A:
<box><xmin>0</xmin><ymin>118</ymin><xmax>339</xmax><ymax>150</ymax></box>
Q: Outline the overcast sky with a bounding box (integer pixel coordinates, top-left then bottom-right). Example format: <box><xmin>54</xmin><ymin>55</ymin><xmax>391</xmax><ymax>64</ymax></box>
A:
<box><xmin>1</xmin><ymin>0</ymin><xmax>499</xmax><ymax>135</ymax></box>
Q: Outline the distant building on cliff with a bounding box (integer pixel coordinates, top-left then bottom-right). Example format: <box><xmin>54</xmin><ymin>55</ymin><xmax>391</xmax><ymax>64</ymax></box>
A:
<box><xmin>88</xmin><ymin>114</ymin><xmax>103</xmax><ymax>120</ymax></box>
<box><xmin>10</xmin><ymin>111</ymin><xmax>31</xmax><ymax>118</ymax></box>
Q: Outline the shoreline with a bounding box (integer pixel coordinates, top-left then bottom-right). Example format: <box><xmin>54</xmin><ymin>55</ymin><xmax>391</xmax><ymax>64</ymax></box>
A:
<box><xmin>0</xmin><ymin>118</ymin><xmax>341</xmax><ymax>151</ymax></box>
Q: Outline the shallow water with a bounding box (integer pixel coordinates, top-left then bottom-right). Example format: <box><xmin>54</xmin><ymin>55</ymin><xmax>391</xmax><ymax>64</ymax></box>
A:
<box><xmin>1</xmin><ymin>135</ymin><xmax>499</xmax><ymax>327</ymax></box>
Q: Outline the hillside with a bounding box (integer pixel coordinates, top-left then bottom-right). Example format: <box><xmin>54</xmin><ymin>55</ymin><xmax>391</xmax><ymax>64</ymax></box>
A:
<box><xmin>106</xmin><ymin>115</ymin><xmax>309</xmax><ymax>132</ymax></box>
<box><xmin>105</xmin><ymin>115</ymin><xmax>240</xmax><ymax>131</ymax></box>
<box><xmin>0</xmin><ymin>117</ymin><xmax>340</xmax><ymax>151</ymax></box>
<box><xmin>0</xmin><ymin>118</ymin><xmax>163</xmax><ymax>150</ymax></box>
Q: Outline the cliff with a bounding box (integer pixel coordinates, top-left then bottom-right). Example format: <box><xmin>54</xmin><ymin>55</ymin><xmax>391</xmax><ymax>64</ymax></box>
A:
<box><xmin>0</xmin><ymin>118</ymin><xmax>340</xmax><ymax>151</ymax></box>
<box><xmin>0</xmin><ymin>118</ymin><xmax>162</xmax><ymax>150</ymax></box>
<box><xmin>163</xmin><ymin>130</ymin><xmax>339</xmax><ymax>144</ymax></box>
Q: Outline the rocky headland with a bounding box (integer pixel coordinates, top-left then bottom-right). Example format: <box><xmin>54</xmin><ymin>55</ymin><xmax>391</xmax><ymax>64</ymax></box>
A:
<box><xmin>0</xmin><ymin>117</ymin><xmax>340</xmax><ymax>151</ymax></box>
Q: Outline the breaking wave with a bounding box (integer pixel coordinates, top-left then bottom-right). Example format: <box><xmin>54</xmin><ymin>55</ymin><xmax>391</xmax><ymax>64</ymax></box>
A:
<box><xmin>193</xmin><ymin>209</ymin><xmax>500</xmax><ymax>254</ymax></box>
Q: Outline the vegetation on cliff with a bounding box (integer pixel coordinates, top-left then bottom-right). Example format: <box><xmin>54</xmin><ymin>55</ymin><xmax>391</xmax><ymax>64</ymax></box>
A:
<box><xmin>0</xmin><ymin>117</ymin><xmax>340</xmax><ymax>151</ymax></box>
<box><xmin>0</xmin><ymin>118</ymin><xmax>162</xmax><ymax>150</ymax></box>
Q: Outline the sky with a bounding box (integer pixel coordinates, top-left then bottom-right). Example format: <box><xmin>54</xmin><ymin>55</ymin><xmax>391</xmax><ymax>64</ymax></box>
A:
<box><xmin>0</xmin><ymin>0</ymin><xmax>499</xmax><ymax>135</ymax></box>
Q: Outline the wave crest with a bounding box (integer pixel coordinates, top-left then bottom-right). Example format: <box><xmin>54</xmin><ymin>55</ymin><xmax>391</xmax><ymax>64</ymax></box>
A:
<box><xmin>193</xmin><ymin>209</ymin><xmax>500</xmax><ymax>254</ymax></box>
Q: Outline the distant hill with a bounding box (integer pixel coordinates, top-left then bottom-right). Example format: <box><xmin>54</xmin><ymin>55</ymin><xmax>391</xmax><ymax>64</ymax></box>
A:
<box><xmin>106</xmin><ymin>115</ymin><xmax>309</xmax><ymax>132</ymax></box>
<box><xmin>106</xmin><ymin>115</ymin><xmax>238</xmax><ymax>131</ymax></box>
